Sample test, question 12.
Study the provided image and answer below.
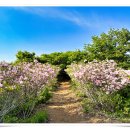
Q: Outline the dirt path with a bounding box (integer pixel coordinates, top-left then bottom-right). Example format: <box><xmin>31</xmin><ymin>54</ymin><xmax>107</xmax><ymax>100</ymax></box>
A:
<box><xmin>45</xmin><ymin>81</ymin><xmax>85</xmax><ymax>123</ymax></box>
<box><xmin>42</xmin><ymin>81</ymin><xmax>119</xmax><ymax>123</ymax></box>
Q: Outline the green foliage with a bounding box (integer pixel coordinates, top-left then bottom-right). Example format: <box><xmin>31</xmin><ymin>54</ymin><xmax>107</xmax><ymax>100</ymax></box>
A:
<box><xmin>0</xmin><ymin>87</ymin><xmax>22</xmax><ymax>122</ymax></box>
<box><xmin>81</xmin><ymin>83</ymin><xmax>119</xmax><ymax>114</ymax></box>
<box><xmin>37</xmin><ymin>50</ymin><xmax>86</xmax><ymax>69</ymax></box>
<box><xmin>14</xmin><ymin>28</ymin><xmax>130</xmax><ymax>69</ymax></box>
<box><xmin>81</xmin><ymin>84</ymin><xmax>130</xmax><ymax>118</ymax></box>
<box><xmin>3</xmin><ymin>111</ymin><xmax>48</xmax><ymax>123</ymax></box>
<box><xmin>15</xmin><ymin>51</ymin><xmax>35</xmax><ymax>63</ymax></box>
<box><xmin>113</xmin><ymin>85</ymin><xmax>130</xmax><ymax>117</ymax></box>
<box><xmin>5</xmin><ymin>98</ymin><xmax>37</xmax><ymax>121</ymax></box>
<box><xmin>15</xmin><ymin>50</ymin><xmax>86</xmax><ymax>69</ymax></box>
<box><xmin>5</xmin><ymin>87</ymin><xmax>52</xmax><ymax>120</ymax></box>
<box><xmin>2</xmin><ymin>87</ymin><xmax>51</xmax><ymax>123</ymax></box>
<box><xmin>29</xmin><ymin>111</ymin><xmax>48</xmax><ymax>123</ymax></box>
<box><xmin>37</xmin><ymin>87</ymin><xmax>52</xmax><ymax>104</ymax></box>
<box><xmin>49</xmin><ymin>85</ymin><xmax>58</xmax><ymax>91</ymax></box>
<box><xmin>82</xmin><ymin>98</ymin><xmax>95</xmax><ymax>113</ymax></box>
<box><xmin>21</xmin><ymin>111</ymin><xmax>48</xmax><ymax>123</ymax></box>
<box><xmin>4</xmin><ymin>87</ymin><xmax>51</xmax><ymax>121</ymax></box>
<box><xmin>84</xmin><ymin>28</ymin><xmax>130</xmax><ymax>69</ymax></box>
<box><xmin>3</xmin><ymin>115</ymin><xmax>19</xmax><ymax>123</ymax></box>
<box><xmin>19</xmin><ymin>99</ymin><xmax>36</xmax><ymax>119</ymax></box>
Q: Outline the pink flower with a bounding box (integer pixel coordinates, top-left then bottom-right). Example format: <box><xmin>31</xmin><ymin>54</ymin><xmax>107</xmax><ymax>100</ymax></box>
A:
<box><xmin>0</xmin><ymin>83</ymin><xmax>3</xmax><ymax>88</ymax></box>
<box><xmin>67</xmin><ymin>60</ymin><xmax>130</xmax><ymax>94</ymax></box>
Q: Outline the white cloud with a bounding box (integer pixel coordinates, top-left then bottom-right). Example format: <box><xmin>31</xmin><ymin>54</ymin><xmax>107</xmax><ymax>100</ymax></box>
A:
<box><xmin>13</xmin><ymin>7</ymin><xmax>96</xmax><ymax>28</ymax></box>
<box><xmin>13</xmin><ymin>7</ymin><xmax>130</xmax><ymax>31</ymax></box>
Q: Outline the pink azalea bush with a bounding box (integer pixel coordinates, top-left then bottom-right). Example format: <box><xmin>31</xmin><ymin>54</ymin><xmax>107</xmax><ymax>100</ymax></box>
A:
<box><xmin>0</xmin><ymin>60</ymin><xmax>59</xmax><ymax>120</ymax></box>
<box><xmin>66</xmin><ymin>60</ymin><xmax>130</xmax><ymax>114</ymax></box>
<box><xmin>66</xmin><ymin>60</ymin><xmax>130</xmax><ymax>94</ymax></box>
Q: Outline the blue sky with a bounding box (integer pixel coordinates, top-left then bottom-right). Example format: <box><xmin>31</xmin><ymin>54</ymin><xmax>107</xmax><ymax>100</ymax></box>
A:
<box><xmin>0</xmin><ymin>7</ymin><xmax>130</xmax><ymax>62</ymax></box>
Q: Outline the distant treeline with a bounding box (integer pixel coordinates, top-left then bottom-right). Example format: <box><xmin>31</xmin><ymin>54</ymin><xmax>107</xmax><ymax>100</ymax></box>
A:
<box><xmin>15</xmin><ymin>28</ymin><xmax>130</xmax><ymax>69</ymax></box>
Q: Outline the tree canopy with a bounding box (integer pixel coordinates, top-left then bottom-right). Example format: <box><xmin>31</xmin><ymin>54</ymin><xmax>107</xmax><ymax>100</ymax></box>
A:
<box><xmin>36</xmin><ymin>50</ymin><xmax>86</xmax><ymax>68</ymax></box>
<box><xmin>16</xmin><ymin>51</ymin><xmax>36</xmax><ymax>63</ymax></box>
<box><xmin>15</xmin><ymin>28</ymin><xmax>130</xmax><ymax>69</ymax></box>
<box><xmin>84</xmin><ymin>28</ymin><xmax>130</xmax><ymax>68</ymax></box>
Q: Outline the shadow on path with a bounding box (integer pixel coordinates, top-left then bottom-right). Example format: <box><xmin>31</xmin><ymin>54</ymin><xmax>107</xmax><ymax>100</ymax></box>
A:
<box><xmin>43</xmin><ymin>81</ymin><xmax>120</xmax><ymax>123</ymax></box>
<box><xmin>45</xmin><ymin>82</ymin><xmax>85</xmax><ymax>123</ymax></box>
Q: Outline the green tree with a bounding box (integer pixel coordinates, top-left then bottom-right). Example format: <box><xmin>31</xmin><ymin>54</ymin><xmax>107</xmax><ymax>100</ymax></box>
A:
<box><xmin>16</xmin><ymin>51</ymin><xmax>36</xmax><ymax>63</ymax></box>
<box><xmin>36</xmin><ymin>54</ymin><xmax>51</xmax><ymax>63</ymax></box>
<box><xmin>84</xmin><ymin>28</ymin><xmax>130</xmax><ymax>69</ymax></box>
<box><xmin>37</xmin><ymin>50</ymin><xmax>86</xmax><ymax>69</ymax></box>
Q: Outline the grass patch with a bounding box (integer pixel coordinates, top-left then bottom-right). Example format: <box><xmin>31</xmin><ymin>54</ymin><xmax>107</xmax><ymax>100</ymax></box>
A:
<box><xmin>3</xmin><ymin>110</ymin><xmax>48</xmax><ymax>123</ymax></box>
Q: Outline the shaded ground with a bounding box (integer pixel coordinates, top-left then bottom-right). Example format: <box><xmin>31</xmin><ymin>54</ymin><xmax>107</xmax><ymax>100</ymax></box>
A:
<box><xmin>57</xmin><ymin>69</ymin><xmax>71</xmax><ymax>82</ymax></box>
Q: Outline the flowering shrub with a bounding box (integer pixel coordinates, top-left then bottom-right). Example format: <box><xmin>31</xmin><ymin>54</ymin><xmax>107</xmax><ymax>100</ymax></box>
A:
<box><xmin>0</xmin><ymin>60</ymin><xmax>59</xmax><ymax>121</ymax></box>
<box><xmin>66</xmin><ymin>60</ymin><xmax>130</xmax><ymax>94</ymax></box>
<box><xmin>66</xmin><ymin>60</ymin><xmax>130</xmax><ymax>115</ymax></box>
